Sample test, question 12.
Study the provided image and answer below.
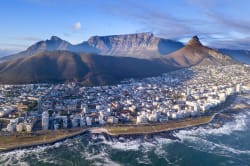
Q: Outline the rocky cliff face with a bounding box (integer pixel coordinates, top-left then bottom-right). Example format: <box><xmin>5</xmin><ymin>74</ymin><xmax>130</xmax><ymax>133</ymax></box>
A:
<box><xmin>1</xmin><ymin>33</ymin><xmax>240</xmax><ymax>66</ymax></box>
<box><xmin>87</xmin><ymin>32</ymin><xmax>155</xmax><ymax>50</ymax></box>
<box><xmin>2</xmin><ymin>32</ymin><xmax>184</xmax><ymax>61</ymax></box>
<box><xmin>186</xmin><ymin>35</ymin><xmax>202</xmax><ymax>46</ymax></box>
<box><xmin>84</xmin><ymin>32</ymin><xmax>184</xmax><ymax>58</ymax></box>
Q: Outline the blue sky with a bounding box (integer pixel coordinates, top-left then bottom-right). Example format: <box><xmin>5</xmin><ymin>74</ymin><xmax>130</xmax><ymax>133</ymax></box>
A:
<box><xmin>1</xmin><ymin>0</ymin><xmax>250</xmax><ymax>55</ymax></box>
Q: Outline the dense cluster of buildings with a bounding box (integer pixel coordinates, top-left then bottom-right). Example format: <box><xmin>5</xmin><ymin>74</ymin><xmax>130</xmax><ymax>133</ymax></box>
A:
<box><xmin>0</xmin><ymin>84</ymin><xmax>51</xmax><ymax>132</ymax></box>
<box><xmin>0</xmin><ymin>64</ymin><xmax>250</xmax><ymax>133</ymax></box>
<box><xmin>6</xmin><ymin>116</ymin><xmax>38</xmax><ymax>132</ymax></box>
<box><xmin>39</xmin><ymin>64</ymin><xmax>250</xmax><ymax>129</ymax></box>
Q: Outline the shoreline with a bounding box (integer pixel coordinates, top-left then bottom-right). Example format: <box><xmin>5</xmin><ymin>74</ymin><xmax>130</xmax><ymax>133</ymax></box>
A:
<box><xmin>0</xmin><ymin>93</ymin><xmax>249</xmax><ymax>153</ymax></box>
<box><xmin>0</xmin><ymin>113</ymin><xmax>219</xmax><ymax>153</ymax></box>
<box><xmin>0</xmin><ymin>129</ymin><xmax>88</xmax><ymax>153</ymax></box>
<box><xmin>91</xmin><ymin>114</ymin><xmax>217</xmax><ymax>136</ymax></box>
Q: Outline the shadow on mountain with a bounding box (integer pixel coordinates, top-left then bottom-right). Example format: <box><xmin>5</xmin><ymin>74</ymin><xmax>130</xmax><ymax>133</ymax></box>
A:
<box><xmin>0</xmin><ymin>51</ymin><xmax>179</xmax><ymax>85</ymax></box>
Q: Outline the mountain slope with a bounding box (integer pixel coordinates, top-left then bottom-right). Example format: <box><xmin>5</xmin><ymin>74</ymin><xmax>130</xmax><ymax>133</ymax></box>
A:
<box><xmin>0</xmin><ymin>36</ymin><xmax>73</xmax><ymax>61</ymax></box>
<box><xmin>218</xmin><ymin>49</ymin><xmax>250</xmax><ymax>64</ymax></box>
<box><xmin>165</xmin><ymin>36</ymin><xmax>235</xmax><ymax>67</ymax></box>
<box><xmin>0</xmin><ymin>51</ymin><xmax>89</xmax><ymax>84</ymax></box>
<box><xmin>0</xmin><ymin>36</ymin><xmax>238</xmax><ymax>85</ymax></box>
<box><xmin>0</xmin><ymin>51</ymin><xmax>177</xmax><ymax>85</ymax></box>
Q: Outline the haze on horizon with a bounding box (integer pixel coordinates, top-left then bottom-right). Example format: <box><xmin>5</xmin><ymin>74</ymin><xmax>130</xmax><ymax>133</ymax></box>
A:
<box><xmin>1</xmin><ymin>0</ymin><xmax>250</xmax><ymax>56</ymax></box>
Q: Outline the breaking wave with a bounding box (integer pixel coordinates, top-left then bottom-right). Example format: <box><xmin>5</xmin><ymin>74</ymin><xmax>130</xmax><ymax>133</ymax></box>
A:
<box><xmin>0</xmin><ymin>141</ymin><xmax>65</xmax><ymax>166</ymax></box>
<box><xmin>174</xmin><ymin>111</ymin><xmax>250</xmax><ymax>161</ymax></box>
<box><xmin>176</xmin><ymin>112</ymin><xmax>248</xmax><ymax>137</ymax></box>
<box><xmin>0</xmin><ymin>110</ymin><xmax>249</xmax><ymax>165</ymax></box>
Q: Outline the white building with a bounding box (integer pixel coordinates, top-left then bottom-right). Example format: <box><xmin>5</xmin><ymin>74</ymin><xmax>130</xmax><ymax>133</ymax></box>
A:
<box><xmin>136</xmin><ymin>112</ymin><xmax>148</xmax><ymax>124</ymax></box>
<box><xmin>236</xmin><ymin>84</ymin><xmax>242</xmax><ymax>93</ymax></box>
<box><xmin>226</xmin><ymin>87</ymin><xmax>235</xmax><ymax>95</ymax></box>
<box><xmin>107</xmin><ymin>116</ymin><xmax>118</xmax><ymax>124</ymax></box>
<box><xmin>98</xmin><ymin>112</ymin><xmax>105</xmax><ymax>125</ymax></box>
<box><xmin>25</xmin><ymin>123</ymin><xmax>33</xmax><ymax>132</ymax></box>
<box><xmin>148</xmin><ymin>112</ymin><xmax>160</xmax><ymax>122</ymax></box>
<box><xmin>16</xmin><ymin>123</ymin><xmax>25</xmax><ymax>132</ymax></box>
<box><xmin>7</xmin><ymin>122</ymin><xmax>16</xmax><ymax>132</ymax></box>
<box><xmin>42</xmin><ymin>111</ymin><xmax>49</xmax><ymax>130</ymax></box>
<box><xmin>186</xmin><ymin>101</ymin><xmax>200</xmax><ymax>112</ymax></box>
<box><xmin>218</xmin><ymin>93</ymin><xmax>226</xmax><ymax>102</ymax></box>
<box><xmin>86</xmin><ymin>116</ymin><xmax>92</xmax><ymax>126</ymax></box>
<box><xmin>171</xmin><ymin>112</ymin><xmax>177</xmax><ymax>119</ymax></box>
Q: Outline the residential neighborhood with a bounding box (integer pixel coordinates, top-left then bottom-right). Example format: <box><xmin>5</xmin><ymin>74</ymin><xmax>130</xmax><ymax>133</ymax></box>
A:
<box><xmin>0</xmin><ymin>64</ymin><xmax>250</xmax><ymax>133</ymax></box>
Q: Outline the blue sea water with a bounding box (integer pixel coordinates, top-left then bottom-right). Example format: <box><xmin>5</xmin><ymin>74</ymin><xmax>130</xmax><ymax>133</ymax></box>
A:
<box><xmin>0</xmin><ymin>110</ymin><xmax>250</xmax><ymax>166</ymax></box>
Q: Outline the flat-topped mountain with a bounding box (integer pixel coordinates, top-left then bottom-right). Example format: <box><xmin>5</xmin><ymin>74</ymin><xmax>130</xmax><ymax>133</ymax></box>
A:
<box><xmin>81</xmin><ymin>32</ymin><xmax>184</xmax><ymax>58</ymax></box>
<box><xmin>1</xmin><ymin>32</ymin><xmax>184</xmax><ymax>61</ymax></box>
<box><xmin>0</xmin><ymin>36</ymin><xmax>237</xmax><ymax>85</ymax></box>
<box><xmin>165</xmin><ymin>36</ymin><xmax>234</xmax><ymax>67</ymax></box>
<box><xmin>1</xmin><ymin>32</ymin><xmax>248</xmax><ymax>64</ymax></box>
<box><xmin>0</xmin><ymin>34</ymin><xmax>238</xmax><ymax>85</ymax></box>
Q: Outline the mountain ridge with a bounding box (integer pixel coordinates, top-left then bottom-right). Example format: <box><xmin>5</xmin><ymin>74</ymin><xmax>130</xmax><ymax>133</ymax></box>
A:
<box><xmin>1</xmin><ymin>32</ymin><xmax>249</xmax><ymax>64</ymax></box>
<box><xmin>0</xmin><ymin>34</ymin><xmax>240</xmax><ymax>85</ymax></box>
<box><xmin>1</xmin><ymin>32</ymin><xmax>184</xmax><ymax>61</ymax></box>
<box><xmin>0</xmin><ymin>51</ymin><xmax>177</xmax><ymax>85</ymax></box>
<box><xmin>0</xmin><ymin>36</ymin><xmax>237</xmax><ymax>85</ymax></box>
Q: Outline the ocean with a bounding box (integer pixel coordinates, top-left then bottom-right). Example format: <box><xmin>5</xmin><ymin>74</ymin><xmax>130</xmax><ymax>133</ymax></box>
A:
<box><xmin>0</xmin><ymin>110</ymin><xmax>250</xmax><ymax>166</ymax></box>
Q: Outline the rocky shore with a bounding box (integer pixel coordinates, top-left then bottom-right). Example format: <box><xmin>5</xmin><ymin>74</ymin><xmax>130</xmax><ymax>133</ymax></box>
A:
<box><xmin>0</xmin><ymin>93</ymin><xmax>249</xmax><ymax>153</ymax></box>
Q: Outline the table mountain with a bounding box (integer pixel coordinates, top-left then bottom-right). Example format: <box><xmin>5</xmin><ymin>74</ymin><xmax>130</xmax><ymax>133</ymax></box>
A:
<box><xmin>1</xmin><ymin>32</ymin><xmax>184</xmax><ymax>61</ymax></box>
<box><xmin>0</xmin><ymin>36</ymin><xmax>237</xmax><ymax>85</ymax></box>
<box><xmin>80</xmin><ymin>32</ymin><xmax>184</xmax><ymax>58</ymax></box>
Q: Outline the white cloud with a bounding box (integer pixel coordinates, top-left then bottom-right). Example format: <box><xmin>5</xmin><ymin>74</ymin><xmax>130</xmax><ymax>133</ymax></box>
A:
<box><xmin>73</xmin><ymin>21</ymin><xmax>81</xmax><ymax>30</ymax></box>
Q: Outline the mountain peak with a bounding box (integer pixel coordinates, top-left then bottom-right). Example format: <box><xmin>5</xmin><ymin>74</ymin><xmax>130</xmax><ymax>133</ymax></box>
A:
<box><xmin>187</xmin><ymin>36</ymin><xmax>202</xmax><ymax>46</ymax></box>
<box><xmin>50</xmin><ymin>36</ymin><xmax>62</xmax><ymax>41</ymax></box>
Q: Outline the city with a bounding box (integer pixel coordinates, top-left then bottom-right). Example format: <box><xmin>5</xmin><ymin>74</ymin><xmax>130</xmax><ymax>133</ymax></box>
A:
<box><xmin>0</xmin><ymin>64</ymin><xmax>249</xmax><ymax>134</ymax></box>
<box><xmin>1</xmin><ymin>0</ymin><xmax>250</xmax><ymax>165</ymax></box>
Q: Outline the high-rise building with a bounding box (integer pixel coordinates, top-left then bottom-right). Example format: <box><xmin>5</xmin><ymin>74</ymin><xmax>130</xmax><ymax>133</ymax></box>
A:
<box><xmin>42</xmin><ymin>111</ymin><xmax>49</xmax><ymax>130</ymax></box>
